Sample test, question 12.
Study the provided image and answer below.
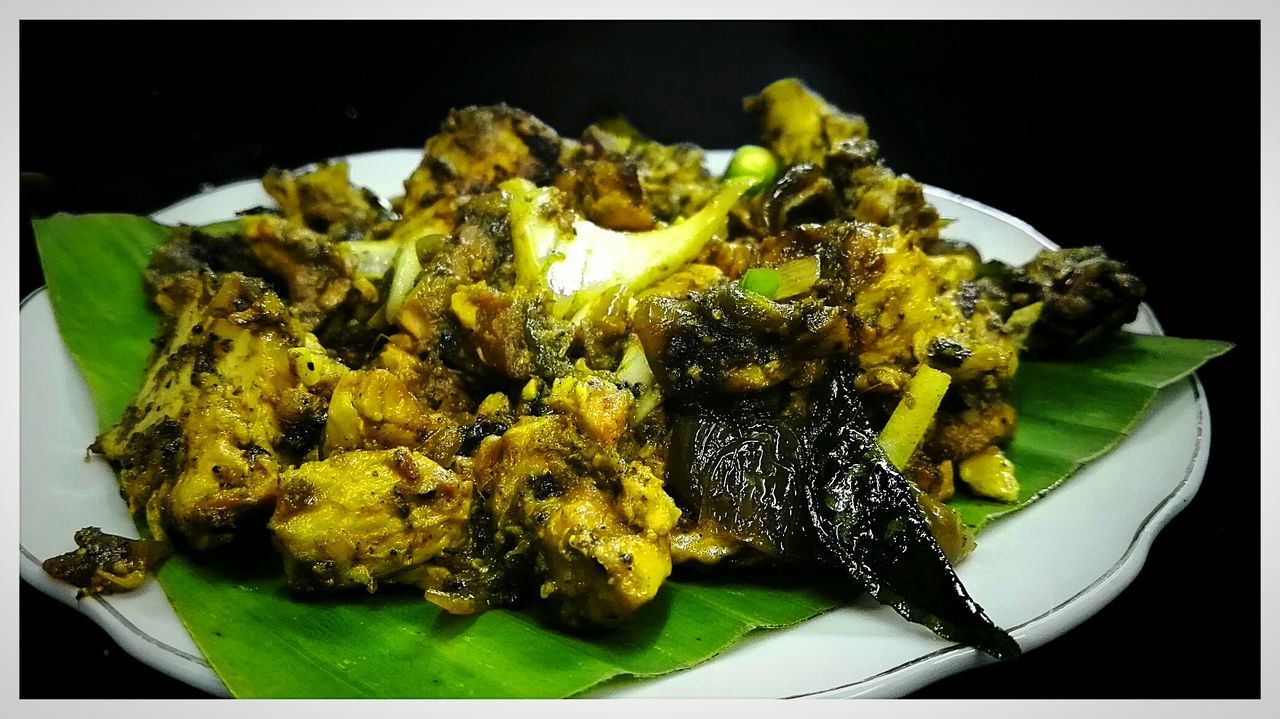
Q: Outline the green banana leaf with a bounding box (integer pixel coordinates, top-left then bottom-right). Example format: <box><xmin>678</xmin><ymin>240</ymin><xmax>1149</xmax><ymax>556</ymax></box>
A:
<box><xmin>950</xmin><ymin>334</ymin><xmax>1233</xmax><ymax>529</ymax></box>
<box><xmin>30</xmin><ymin>213</ymin><xmax>1231</xmax><ymax>698</ymax></box>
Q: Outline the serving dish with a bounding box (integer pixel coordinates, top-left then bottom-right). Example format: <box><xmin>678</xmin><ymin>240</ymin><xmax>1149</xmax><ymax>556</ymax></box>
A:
<box><xmin>18</xmin><ymin>148</ymin><xmax>1210</xmax><ymax>698</ymax></box>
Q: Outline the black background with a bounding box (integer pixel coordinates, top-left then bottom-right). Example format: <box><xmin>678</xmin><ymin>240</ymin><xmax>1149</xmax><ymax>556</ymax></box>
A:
<box><xmin>19</xmin><ymin>20</ymin><xmax>1259</xmax><ymax>698</ymax></box>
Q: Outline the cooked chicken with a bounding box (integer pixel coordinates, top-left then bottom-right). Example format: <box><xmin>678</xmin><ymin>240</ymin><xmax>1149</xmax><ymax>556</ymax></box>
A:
<box><xmin>554</xmin><ymin>154</ymin><xmax>658</xmax><ymax>231</ymax></box>
<box><xmin>397</xmin><ymin>105</ymin><xmax>564</xmax><ymax>237</ymax></box>
<box><xmin>240</xmin><ymin>215</ymin><xmax>361</xmax><ymax>328</ymax></box>
<box><xmin>449</xmin><ymin>284</ymin><xmax>573</xmax><ymax>383</ymax></box>
<box><xmin>52</xmin><ymin>80</ymin><xmax>1138</xmax><ymax>655</ymax></box>
<box><xmin>269</xmin><ymin>448</ymin><xmax>472</xmax><ymax>592</ymax></box>
<box><xmin>745</xmin><ymin>78</ymin><xmax>945</xmax><ymax>243</ymax></box>
<box><xmin>394</xmin><ymin>193</ymin><xmax>513</xmax><ymax>350</ymax></box>
<box><xmin>744</xmin><ymin>78</ymin><xmax>870</xmax><ymax>167</ymax></box>
<box><xmin>263</xmin><ymin>160</ymin><xmax>388</xmax><ymax>242</ymax></box>
<box><xmin>42</xmin><ymin>527</ymin><xmax>173</xmax><ymax>597</ymax></box>
<box><xmin>323</xmin><ymin>368</ymin><xmax>462</xmax><ymax>464</ymax></box>
<box><xmin>568</xmin><ymin>117</ymin><xmax>720</xmax><ymax>226</ymax></box>
<box><xmin>92</xmin><ymin>272</ymin><xmax>336</xmax><ymax>549</ymax></box>
<box><xmin>471</xmin><ymin>414</ymin><xmax>680</xmax><ymax>626</ymax></box>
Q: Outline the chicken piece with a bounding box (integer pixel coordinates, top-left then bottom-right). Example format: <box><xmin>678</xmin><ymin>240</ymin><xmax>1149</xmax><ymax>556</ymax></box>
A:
<box><xmin>554</xmin><ymin>155</ymin><xmax>657</xmax><ymax>231</ymax></box>
<box><xmin>743</xmin><ymin>78</ymin><xmax>869</xmax><ymax>167</ymax></box>
<box><xmin>323</xmin><ymin>368</ymin><xmax>462</xmax><ymax>464</ymax></box>
<box><xmin>471</xmin><ymin>415</ymin><xmax>680</xmax><ymax>627</ymax></box>
<box><xmin>395</xmin><ymin>193</ymin><xmax>511</xmax><ymax>350</ymax></box>
<box><xmin>580</xmin><ymin>117</ymin><xmax>720</xmax><ymax>222</ymax></box>
<box><xmin>544</xmin><ymin>372</ymin><xmax>634</xmax><ymax>447</ymax></box>
<box><xmin>827</xmin><ymin>137</ymin><xmax>946</xmax><ymax>244</ymax></box>
<box><xmin>263</xmin><ymin>161</ymin><xmax>388</xmax><ymax>241</ymax></box>
<box><xmin>744</xmin><ymin>79</ymin><xmax>945</xmax><ymax>243</ymax></box>
<box><xmin>144</xmin><ymin>220</ymin><xmax>370</xmax><ymax>337</ymax></box>
<box><xmin>143</xmin><ymin>226</ymin><xmax>273</xmax><ymax>299</ymax></box>
<box><xmin>633</xmin><ymin>281</ymin><xmax>854</xmax><ymax>396</ymax></box>
<box><xmin>42</xmin><ymin>527</ymin><xmax>172</xmax><ymax>597</ymax></box>
<box><xmin>850</xmin><ymin>225</ymin><xmax>1032</xmax><ymax>397</ymax></box>
<box><xmin>93</xmin><ymin>273</ymin><xmax>335</xmax><ymax>549</ymax></box>
<box><xmin>571</xmin><ymin>285</ymin><xmax>633</xmax><ymax>371</ymax></box>
<box><xmin>449</xmin><ymin>284</ymin><xmax>573</xmax><ymax>383</ymax></box>
<box><xmin>241</xmin><ymin>214</ymin><xmax>358</xmax><ymax>327</ymax></box>
<box><xmin>927</xmin><ymin>403</ymin><xmax>1018</xmax><ymax>460</ymax></box>
<box><xmin>367</xmin><ymin>334</ymin><xmax>474</xmax><ymax>415</ymax></box>
<box><xmin>269</xmin><ymin>448</ymin><xmax>472</xmax><ymax>592</ymax></box>
<box><xmin>397</xmin><ymin>105</ymin><xmax>564</xmax><ymax>234</ymax></box>
<box><xmin>760</xmin><ymin>220</ymin><xmax>1030</xmax><ymax>400</ymax></box>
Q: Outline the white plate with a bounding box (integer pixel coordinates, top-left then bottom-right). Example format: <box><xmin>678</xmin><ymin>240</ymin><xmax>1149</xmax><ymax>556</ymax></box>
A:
<box><xmin>19</xmin><ymin>149</ymin><xmax>1210</xmax><ymax>698</ymax></box>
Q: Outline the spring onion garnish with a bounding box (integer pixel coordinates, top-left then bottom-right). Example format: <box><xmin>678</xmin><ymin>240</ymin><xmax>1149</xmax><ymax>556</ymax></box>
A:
<box><xmin>773</xmin><ymin>255</ymin><xmax>821</xmax><ymax>299</ymax></box>
<box><xmin>723</xmin><ymin>144</ymin><xmax>780</xmax><ymax>194</ymax></box>
<box><xmin>739</xmin><ymin>267</ymin><xmax>782</xmax><ymax>299</ymax></box>
<box><xmin>878</xmin><ymin>363</ymin><xmax>952</xmax><ymax>470</ymax></box>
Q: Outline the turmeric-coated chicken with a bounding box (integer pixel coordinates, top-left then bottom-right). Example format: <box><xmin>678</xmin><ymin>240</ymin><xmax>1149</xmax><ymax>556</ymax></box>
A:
<box><xmin>323</xmin><ymin>368</ymin><xmax>462</xmax><ymax>464</ymax></box>
<box><xmin>396</xmin><ymin>105</ymin><xmax>564</xmax><ymax>238</ymax></box>
<box><xmin>745</xmin><ymin>79</ymin><xmax>945</xmax><ymax>242</ymax></box>
<box><xmin>263</xmin><ymin>160</ymin><xmax>388</xmax><ymax>242</ymax></box>
<box><xmin>269</xmin><ymin>448</ymin><xmax>472</xmax><ymax>592</ymax></box>
<box><xmin>240</xmin><ymin>214</ymin><xmax>361</xmax><ymax>328</ymax></box>
<box><xmin>93</xmin><ymin>272</ymin><xmax>336</xmax><ymax>549</ymax></box>
<box><xmin>471</xmin><ymin>413</ymin><xmax>680</xmax><ymax>626</ymax></box>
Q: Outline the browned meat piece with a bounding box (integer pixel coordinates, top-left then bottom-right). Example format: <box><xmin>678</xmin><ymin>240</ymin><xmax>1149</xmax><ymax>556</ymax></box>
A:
<box><xmin>554</xmin><ymin>155</ymin><xmax>658</xmax><ymax>231</ymax></box>
<box><xmin>93</xmin><ymin>272</ymin><xmax>337</xmax><ymax>549</ymax></box>
<box><xmin>395</xmin><ymin>193</ymin><xmax>512</xmax><ymax>351</ymax></box>
<box><xmin>449</xmin><ymin>284</ymin><xmax>572</xmax><ymax>383</ymax></box>
<box><xmin>270</xmin><ymin>448</ymin><xmax>472</xmax><ymax>593</ymax></box>
<box><xmin>579</xmin><ymin>116</ymin><xmax>720</xmax><ymax>222</ymax></box>
<box><xmin>263</xmin><ymin>161</ymin><xmax>388</xmax><ymax>241</ymax></box>
<box><xmin>241</xmin><ymin>214</ymin><xmax>358</xmax><ymax>328</ymax></box>
<box><xmin>634</xmin><ymin>282</ymin><xmax>854</xmax><ymax>396</ymax></box>
<box><xmin>42</xmin><ymin>527</ymin><xmax>172</xmax><ymax>597</ymax></box>
<box><xmin>927</xmin><ymin>403</ymin><xmax>1018</xmax><ymax>460</ymax></box>
<box><xmin>398</xmin><ymin>105</ymin><xmax>564</xmax><ymax>231</ymax></box>
<box><xmin>743</xmin><ymin>78</ymin><xmax>869</xmax><ymax>167</ymax></box>
<box><xmin>471</xmin><ymin>414</ymin><xmax>680</xmax><ymax>627</ymax></box>
<box><xmin>744</xmin><ymin>79</ymin><xmax>946</xmax><ymax>243</ymax></box>
<box><xmin>323</xmin><ymin>368</ymin><xmax>462</xmax><ymax>464</ymax></box>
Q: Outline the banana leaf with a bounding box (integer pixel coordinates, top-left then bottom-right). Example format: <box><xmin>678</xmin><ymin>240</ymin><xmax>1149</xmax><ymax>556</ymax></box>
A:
<box><xmin>29</xmin><ymin>213</ymin><xmax>1231</xmax><ymax>698</ymax></box>
<box><xmin>949</xmin><ymin>335</ymin><xmax>1232</xmax><ymax>530</ymax></box>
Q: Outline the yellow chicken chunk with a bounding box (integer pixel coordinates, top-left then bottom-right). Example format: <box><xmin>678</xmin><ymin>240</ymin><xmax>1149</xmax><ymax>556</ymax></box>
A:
<box><xmin>472</xmin><ymin>415</ymin><xmax>680</xmax><ymax>626</ymax></box>
<box><xmin>544</xmin><ymin>373</ymin><xmax>634</xmax><ymax>447</ymax></box>
<box><xmin>323</xmin><ymin>368</ymin><xmax>461</xmax><ymax>463</ymax></box>
<box><xmin>94</xmin><ymin>273</ymin><xmax>333</xmax><ymax>549</ymax></box>
<box><xmin>270</xmin><ymin>448</ymin><xmax>472</xmax><ymax>592</ymax></box>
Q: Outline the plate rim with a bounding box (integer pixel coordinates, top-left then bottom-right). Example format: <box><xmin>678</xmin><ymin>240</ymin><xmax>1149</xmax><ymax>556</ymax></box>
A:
<box><xmin>19</xmin><ymin>148</ymin><xmax>1212</xmax><ymax>698</ymax></box>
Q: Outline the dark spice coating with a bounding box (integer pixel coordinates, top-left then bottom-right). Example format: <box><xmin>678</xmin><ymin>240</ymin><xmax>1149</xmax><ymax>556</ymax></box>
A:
<box><xmin>42</xmin><ymin>527</ymin><xmax>172</xmax><ymax>597</ymax></box>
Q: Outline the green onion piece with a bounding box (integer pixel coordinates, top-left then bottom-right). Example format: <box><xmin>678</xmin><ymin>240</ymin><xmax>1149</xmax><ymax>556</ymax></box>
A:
<box><xmin>345</xmin><ymin>240</ymin><xmax>402</xmax><ymax>279</ymax></box>
<box><xmin>739</xmin><ymin>267</ymin><xmax>782</xmax><ymax>299</ymax></box>
<box><xmin>773</xmin><ymin>256</ymin><xmax>821</xmax><ymax>299</ymax></box>
<box><xmin>616</xmin><ymin>335</ymin><xmax>663</xmax><ymax>425</ymax></box>
<box><xmin>385</xmin><ymin>240</ymin><xmax>423</xmax><ymax>323</ymax></box>
<box><xmin>723</xmin><ymin>145</ymin><xmax>779</xmax><ymax>194</ymax></box>
<box><xmin>878</xmin><ymin>364</ymin><xmax>952</xmax><ymax>470</ymax></box>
